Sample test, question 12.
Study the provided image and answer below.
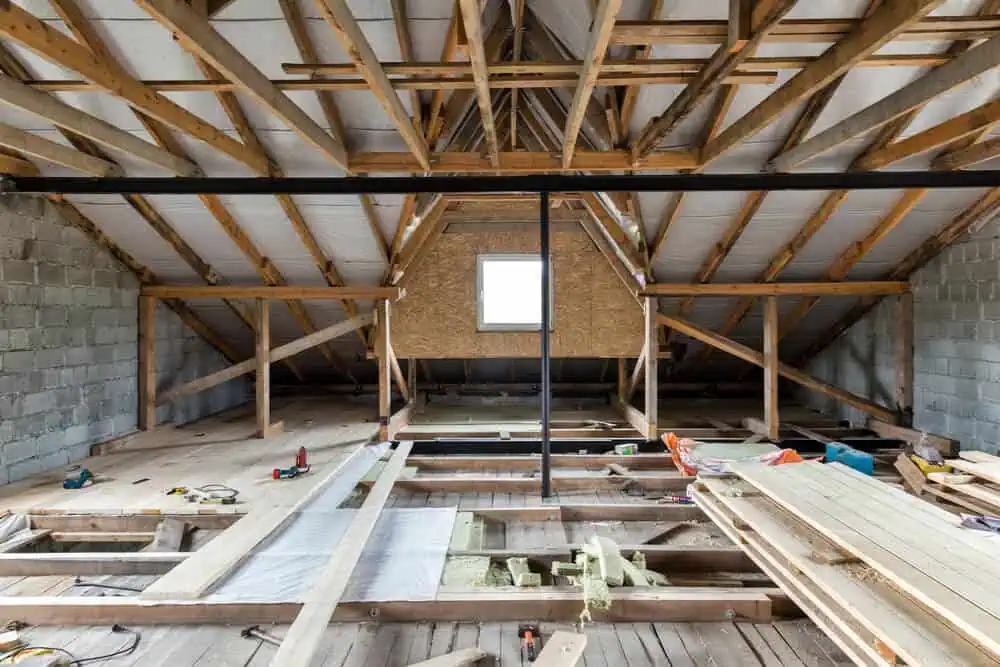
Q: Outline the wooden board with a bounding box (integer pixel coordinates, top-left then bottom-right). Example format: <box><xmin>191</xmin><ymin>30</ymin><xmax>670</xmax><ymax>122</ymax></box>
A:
<box><xmin>695</xmin><ymin>479</ymin><xmax>1000</xmax><ymax>666</ymax></box>
<box><xmin>390</xmin><ymin>225</ymin><xmax>642</xmax><ymax>357</ymax></box>
<box><xmin>729</xmin><ymin>460</ymin><xmax>1000</xmax><ymax>658</ymax></box>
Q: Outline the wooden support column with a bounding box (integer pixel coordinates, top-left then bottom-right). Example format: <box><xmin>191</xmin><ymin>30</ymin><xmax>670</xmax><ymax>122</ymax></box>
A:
<box><xmin>138</xmin><ymin>295</ymin><xmax>156</xmax><ymax>431</ymax></box>
<box><xmin>254</xmin><ymin>298</ymin><xmax>270</xmax><ymax>438</ymax></box>
<box><xmin>763</xmin><ymin>296</ymin><xmax>779</xmax><ymax>440</ymax></box>
<box><xmin>896</xmin><ymin>291</ymin><xmax>915</xmax><ymax>426</ymax></box>
<box><xmin>644</xmin><ymin>296</ymin><xmax>658</xmax><ymax>440</ymax></box>
<box><xmin>617</xmin><ymin>357</ymin><xmax>627</xmax><ymax>403</ymax></box>
<box><xmin>378</xmin><ymin>299</ymin><xmax>392</xmax><ymax>440</ymax></box>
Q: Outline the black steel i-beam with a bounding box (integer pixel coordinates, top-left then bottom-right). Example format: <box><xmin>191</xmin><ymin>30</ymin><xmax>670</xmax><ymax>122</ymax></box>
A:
<box><xmin>5</xmin><ymin>170</ymin><xmax>1000</xmax><ymax>195</ymax></box>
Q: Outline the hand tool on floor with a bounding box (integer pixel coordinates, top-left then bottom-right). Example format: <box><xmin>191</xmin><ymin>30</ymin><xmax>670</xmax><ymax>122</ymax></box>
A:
<box><xmin>518</xmin><ymin>624</ymin><xmax>541</xmax><ymax>663</ymax></box>
<box><xmin>241</xmin><ymin>625</ymin><xmax>282</xmax><ymax>647</ymax></box>
<box><xmin>62</xmin><ymin>467</ymin><xmax>93</xmax><ymax>489</ymax></box>
<box><xmin>165</xmin><ymin>484</ymin><xmax>238</xmax><ymax>505</ymax></box>
<box><xmin>273</xmin><ymin>447</ymin><xmax>310</xmax><ymax>479</ymax></box>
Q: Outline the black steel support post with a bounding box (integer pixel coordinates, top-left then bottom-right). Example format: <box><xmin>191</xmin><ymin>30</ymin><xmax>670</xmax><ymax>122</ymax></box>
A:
<box><xmin>540</xmin><ymin>191</ymin><xmax>552</xmax><ymax>499</ymax></box>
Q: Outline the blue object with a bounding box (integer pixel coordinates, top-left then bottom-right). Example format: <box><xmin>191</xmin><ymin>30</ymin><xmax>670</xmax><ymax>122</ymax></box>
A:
<box><xmin>63</xmin><ymin>468</ymin><xmax>93</xmax><ymax>489</ymax></box>
<box><xmin>825</xmin><ymin>442</ymin><xmax>874</xmax><ymax>476</ymax></box>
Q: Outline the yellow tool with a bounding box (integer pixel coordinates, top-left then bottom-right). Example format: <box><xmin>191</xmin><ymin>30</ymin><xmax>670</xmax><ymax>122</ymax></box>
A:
<box><xmin>910</xmin><ymin>455</ymin><xmax>950</xmax><ymax>476</ymax></box>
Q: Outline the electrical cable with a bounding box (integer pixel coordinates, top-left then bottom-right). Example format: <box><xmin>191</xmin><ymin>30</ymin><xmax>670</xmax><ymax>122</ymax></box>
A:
<box><xmin>71</xmin><ymin>577</ymin><xmax>144</xmax><ymax>593</ymax></box>
<box><xmin>4</xmin><ymin>624</ymin><xmax>139</xmax><ymax>666</ymax></box>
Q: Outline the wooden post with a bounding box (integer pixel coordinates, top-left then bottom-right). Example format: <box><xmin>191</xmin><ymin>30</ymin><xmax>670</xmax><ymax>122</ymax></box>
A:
<box><xmin>617</xmin><ymin>357</ymin><xmax>627</xmax><ymax>403</ymax></box>
<box><xmin>407</xmin><ymin>357</ymin><xmax>417</xmax><ymax>398</ymax></box>
<box><xmin>378</xmin><ymin>299</ymin><xmax>392</xmax><ymax>440</ymax></box>
<box><xmin>138</xmin><ymin>295</ymin><xmax>156</xmax><ymax>431</ymax></box>
<box><xmin>763</xmin><ymin>296</ymin><xmax>779</xmax><ymax>441</ymax></box>
<box><xmin>255</xmin><ymin>298</ymin><xmax>270</xmax><ymax>438</ymax></box>
<box><xmin>896</xmin><ymin>292</ymin><xmax>914</xmax><ymax>426</ymax></box>
<box><xmin>644</xmin><ymin>296</ymin><xmax>658</xmax><ymax>440</ymax></box>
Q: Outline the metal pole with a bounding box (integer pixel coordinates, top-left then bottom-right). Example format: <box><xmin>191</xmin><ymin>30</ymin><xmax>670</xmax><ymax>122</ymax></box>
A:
<box><xmin>540</xmin><ymin>191</ymin><xmax>552</xmax><ymax>499</ymax></box>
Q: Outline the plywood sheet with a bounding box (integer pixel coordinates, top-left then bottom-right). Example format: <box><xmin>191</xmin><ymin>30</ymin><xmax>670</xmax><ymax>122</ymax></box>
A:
<box><xmin>391</xmin><ymin>226</ymin><xmax>642</xmax><ymax>357</ymax></box>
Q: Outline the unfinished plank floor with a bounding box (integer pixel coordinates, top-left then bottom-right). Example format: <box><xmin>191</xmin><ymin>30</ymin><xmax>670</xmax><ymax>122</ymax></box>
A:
<box><xmin>14</xmin><ymin>621</ymin><xmax>851</xmax><ymax>666</ymax></box>
<box><xmin>0</xmin><ymin>396</ymin><xmax>377</xmax><ymax>515</ymax></box>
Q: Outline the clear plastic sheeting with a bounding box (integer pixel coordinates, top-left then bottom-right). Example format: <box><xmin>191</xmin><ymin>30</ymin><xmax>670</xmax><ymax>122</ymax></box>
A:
<box><xmin>208</xmin><ymin>441</ymin><xmax>456</xmax><ymax>603</ymax></box>
<box><xmin>209</xmin><ymin>508</ymin><xmax>456</xmax><ymax>603</ymax></box>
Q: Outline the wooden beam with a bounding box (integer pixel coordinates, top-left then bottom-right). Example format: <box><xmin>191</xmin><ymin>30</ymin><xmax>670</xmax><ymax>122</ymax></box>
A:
<box><xmin>316</xmin><ymin>0</ymin><xmax>430</xmax><ymax>170</ymax></box>
<box><xmin>142</xmin><ymin>444</ymin><xmax>372</xmax><ymax>601</ymax></box>
<box><xmin>349</xmin><ymin>149</ymin><xmax>696</xmax><ymax>174</ymax></box>
<box><xmin>857</xmin><ymin>97</ymin><xmax>1000</xmax><ymax>170</ymax></box>
<box><xmin>0</xmin><ymin>122</ymin><xmax>120</xmax><ymax>176</ymax></box>
<box><xmin>563</xmin><ymin>0</ymin><xmax>622</xmax><ymax>167</ymax></box>
<box><xmin>0</xmin><ymin>2</ymin><xmax>268</xmax><ymax>174</ymax></box>
<box><xmin>157</xmin><ymin>314</ymin><xmax>372</xmax><ymax>404</ymax></box>
<box><xmin>934</xmin><ymin>134</ymin><xmax>1000</xmax><ymax>170</ymax></box>
<box><xmin>459</xmin><ymin>0</ymin><xmax>500</xmax><ymax>166</ymax></box>
<box><xmin>388</xmin><ymin>344</ymin><xmax>410</xmax><ymax>402</ymax></box>
<box><xmin>378</xmin><ymin>300</ymin><xmax>392</xmax><ymax>441</ymax></box>
<box><xmin>867</xmin><ymin>418</ymin><xmax>957</xmax><ymax>456</ymax></box>
<box><xmin>363</xmin><ymin>472</ymin><xmax>689</xmax><ymax>494</ymax></box>
<box><xmin>658</xmin><ymin>313</ymin><xmax>896</xmax><ymax>421</ymax></box>
<box><xmin>391</xmin><ymin>197</ymin><xmax>449</xmax><ymax>282</ymax></box>
<box><xmin>625</xmin><ymin>347</ymin><xmax>646</xmax><ymax>401</ymax></box>
<box><xmin>645</xmin><ymin>281</ymin><xmax>910</xmax><ymax>297</ymax></box>
<box><xmin>141</xmin><ymin>285</ymin><xmax>404</xmax><ymax>301</ymax></box>
<box><xmin>619</xmin><ymin>0</ymin><xmax>664</xmax><ymax>139</ymax></box>
<box><xmin>137</xmin><ymin>0</ymin><xmax>348</xmax><ymax>170</ymax></box>
<box><xmin>763</xmin><ymin>296</ymin><xmax>779</xmax><ymax>441</ymax></box>
<box><xmin>700</xmin><ymin>0</ymin><xmax>946</xmax><ymax>166</ymax></box>
<box><xmin>611</xmin><ymin>15</ymin><xmax>993</xmax><ymax>46</ymax></box>
<box><xmin>138</xmin><ymin>295</ymin><xmax>157</xmax><ymax>431</ymax></box>
<box><xmin>632</xmin><ymin>0</ymin><xmax>794</xmax><ymax>159</ymax></box>
<box><xmin>271</xmin><ymin>441</ymin><xmax>414</xmax><ymax>666</ymax></box>
<box><xmin>0</xmin><ymin>77</ymin><xmax>199</xmax><ymax>176</ymax></box>
<box><xmin>0</xmin><ymin>151</ymin><xmax>37</xmax><ymax>176</ymax></box>
<box><xmin>0</xmin><ymin>588</ymin><xmax>775</xmax><ymax>626</ymax></box>
<box><xmin>797</xmin><ymin>188</ymin><xmax>1000</xmax><ymax>365</ymax></box>
<box><xmin>896</xmin><ymin>293</ymin><xmax>914</xmax><ymax>425</ymax></box>
<box><xmin>644</xmin><ymin>296</ymin><xmax>658</xmax><ymax>439</ymax></box>
<box><xmin>0</xmin><ymin>552</ymin><xmax>187</xmax><ymax>577</ymax></box>
<box><xmin>254</xmin><ymin>299</ymin><xmax>270</xmax><ymax>438</ymax></box>
<box><xmin>772</xmin><ymin>33</ymin><xmax>1000</xmax><ymax>170</ymax></box>
<box><xmin>390</xmin><ymin>0</ymin><xmax>422</xmax><ymax>131</ymax></box>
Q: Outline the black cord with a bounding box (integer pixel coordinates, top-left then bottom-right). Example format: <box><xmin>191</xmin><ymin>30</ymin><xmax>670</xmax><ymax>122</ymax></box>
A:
<box><xmin>9</xmin><ymin>625</ymin><xmax>140</xmax><ymax>666</ymax></box>
<box><xmin>72</xmin><ymin>577</ymin><xmax>144</xmax><ymax>593</ymax></box>
<box><xmin>71</xmin><ymin>624</ymin><xmax>140</xmax><ymax>665</ymax></box>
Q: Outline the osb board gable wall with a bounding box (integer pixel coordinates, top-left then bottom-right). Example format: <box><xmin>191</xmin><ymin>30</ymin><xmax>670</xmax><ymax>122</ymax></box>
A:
<box><xmin>391</xmin><ymin>225</ymin><xmax>642</xmax><ymax>358</ymax></box>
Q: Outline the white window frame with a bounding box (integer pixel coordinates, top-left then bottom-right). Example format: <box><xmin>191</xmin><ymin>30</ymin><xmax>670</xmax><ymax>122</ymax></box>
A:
<box><xmin>476</xmin><ymin>253</ymin><xmax>553</xmax><ymax>332</ymax></box>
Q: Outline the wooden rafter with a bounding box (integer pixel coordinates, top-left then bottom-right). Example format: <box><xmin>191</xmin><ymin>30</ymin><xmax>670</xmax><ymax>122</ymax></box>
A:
<box><xmin>797</xmin><ymin>188</ymin><xmax>1000</xmax><ymax>365</ymax></box>
<box><xmin>563</xmin><ymin>0</ymin><xmax>622</xmax><ymax>167</ymax></box>
<box><xmin>0</xmin><ymin>2</ymin><xmax>268</xmax><ymax>174</ymax></box>
<box><xmin>136</xmin><ymin>0</ymin><xmax>349</xmax><ymax>170</ymax></box>
<box><xmin>459</xmin><ymin>0</ymin><xmax>501</xmax><ymax>166</ymax></box>
<box><xmin>390</xmin><ymin>0</ymin><xmax>423</xmax><ymax>131</ymax></box>
<box><xmin>858</xmin><ymin>97</ymin><xmax>1000</xmax><ymax>170</ymax></box>
<box><xmin>0</xmin><ymin>123</ymin><xmax>120</xmax><ymax>177</ymax></box>
<box><xmin>315</xmin><ymin>0</ymin><xmax>430</xmax><ymax>170</ymax></box>
<box><xmin>0</xmin><ymin>76</ymin><xmax>199</xmax><ymax>176</ymax></box>
<box><xmin>508</xmin><ymin>0</ymin><xmax>526</xmax><ymax>148</ymax></box>
<box><xmin>934</xmin><ymin>135</ymin><xmax>1000</xmax><ymax>170</ymax></box>
<box><xmin>619</xmin><ymin>0</ymin><xmax>664</xmax><ymax>140</ymax></box>
<box><xmin>660</xmin><ymin>313</ymin><xmax>896</xmax><ymax>421</ymax></box>
<box><xmin>700</xmin><ymin>0</ymin><xmax>946</xmax><ymax>166</ymax></box>
<box><xmin>772</xmin><ymin>33</ymin><xmax>1000</xmax><ymax>171</ymax></box>
<box><xmin>631</xmin><ymin>0</ymin><xmax>794</xmax><ymax>159</ymax></box>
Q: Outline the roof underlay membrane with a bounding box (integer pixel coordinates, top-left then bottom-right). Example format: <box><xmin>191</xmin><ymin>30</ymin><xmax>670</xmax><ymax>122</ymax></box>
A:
<box><xmin>4</xmin><ymin>0</ymin><xmax>999</xmax><ymax>383</ymax></box>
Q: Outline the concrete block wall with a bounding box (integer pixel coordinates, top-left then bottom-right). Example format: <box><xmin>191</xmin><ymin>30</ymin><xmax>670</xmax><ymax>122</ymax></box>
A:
<box><xmin>0</xmin><ymin>195</ymin><xmax>249</xmax><ymax>483</ymax></box>
<box><xmin>803</xmin><ymin>212</ymin><xmax>1000</xmax><ymax>453</ymax></box>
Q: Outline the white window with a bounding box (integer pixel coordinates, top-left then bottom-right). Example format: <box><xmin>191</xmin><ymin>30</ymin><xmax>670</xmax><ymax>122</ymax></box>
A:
<box><xmin>477</xmin><ymin>254</ymin><xmax>551</xmax><ymax>331</ymax></box>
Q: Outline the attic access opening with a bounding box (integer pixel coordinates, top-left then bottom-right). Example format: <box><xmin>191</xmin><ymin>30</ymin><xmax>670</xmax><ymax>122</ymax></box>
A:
<box><xmin>476</xmin><ymin>254</ymin><xmax>553</xmax><ymax>332</ymax></box>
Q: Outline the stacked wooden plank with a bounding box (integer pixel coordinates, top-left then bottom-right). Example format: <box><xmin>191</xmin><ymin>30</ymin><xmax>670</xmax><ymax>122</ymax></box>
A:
<box><xmin>692</xmin><ymin>461</ymin><xmax>1000</xmax><ymax>666</ymax></box>
<box><xmin>931</xmin><ymin>451</ymin><xmax>1000</xmax><ymax>515</ymax></box>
